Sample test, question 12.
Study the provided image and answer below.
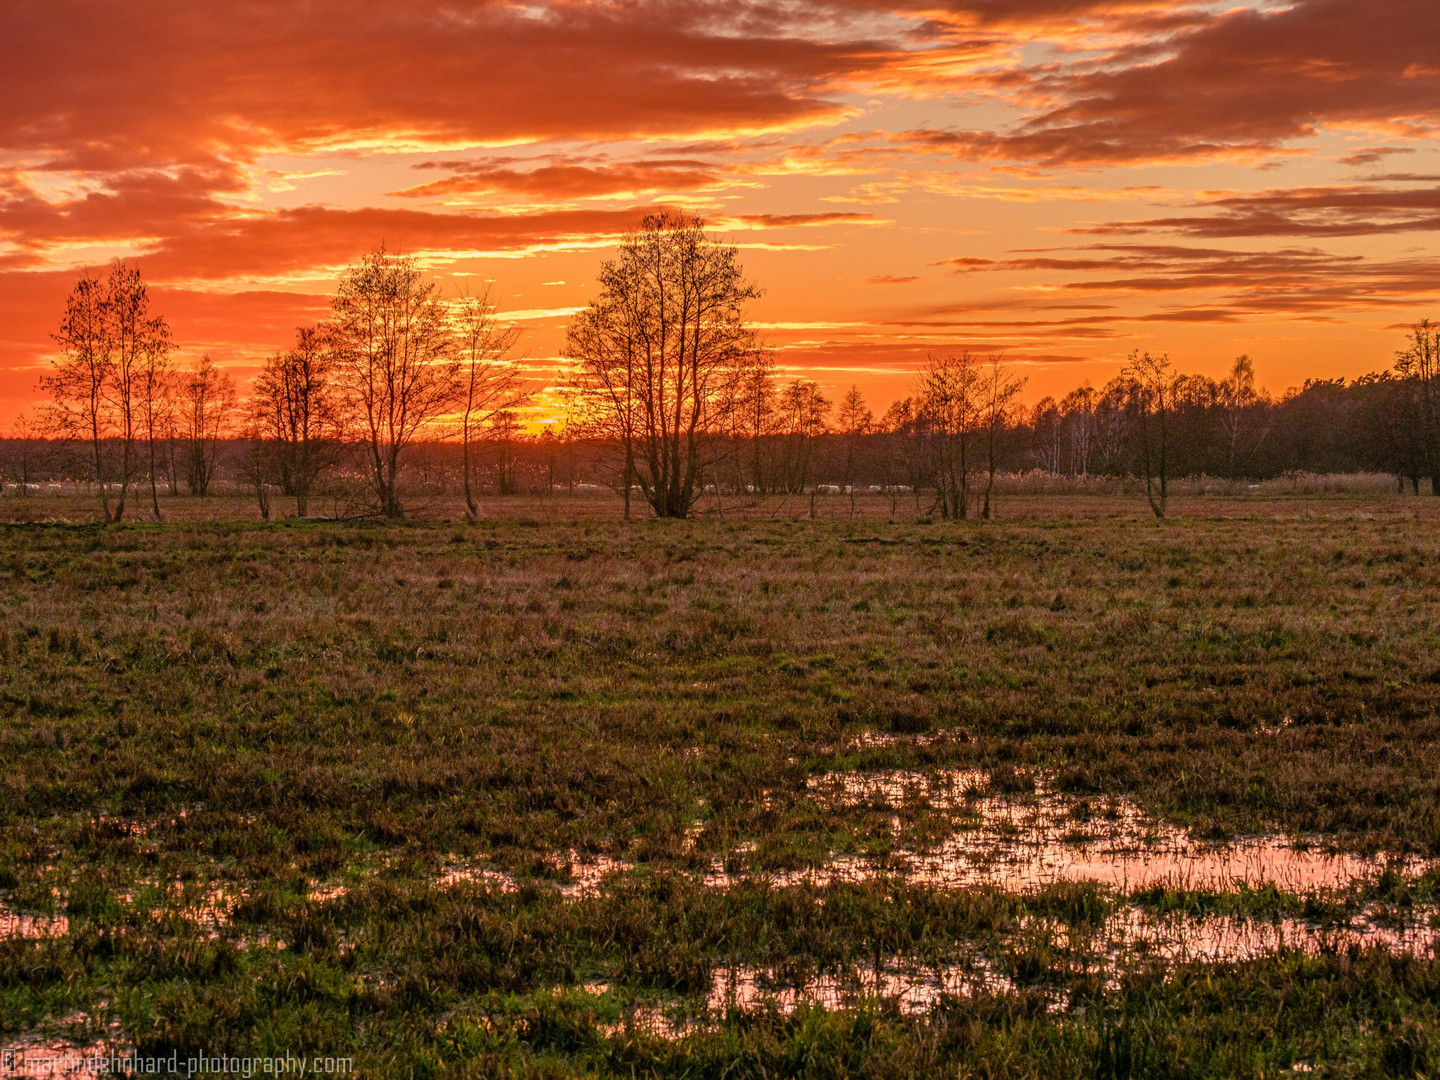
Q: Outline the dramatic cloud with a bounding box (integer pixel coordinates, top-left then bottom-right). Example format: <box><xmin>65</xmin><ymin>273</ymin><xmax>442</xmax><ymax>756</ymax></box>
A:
<box><xmin>1</xmin><ymin>0</ymin><xmax>1438</xmax><ymax>422</ymax></box>
<box><xmin>943</xmin><ymin>242</ymin><xmax>1440</xmax><ymax>316</ymax></box>
<box><xmin>897</xmin><ymin>0</ymin><xmax>1440</xmax><ymax>166</ymax></box>
<box><xmin>392</xmin><ymin>159</ymin><xmax>728</xmax><ymax>201</ymax></box>
<box><xmin>137</xmin><ymin>206</ymin><xmax>655</xmax><ymax>282</ymax></box>
<box><xmin>0</xmin><ymin>1</ymin><xmax>906</xmax><ymax>170</ymax></box>
<box><xmin>721</xmin><ymin>212</ymin><xmax>892</xmax><ymax>228</ymax></box>
<box><xmin>1077</xmin><ymin>182</ymin><xmax>1440</xmax><ymax>238</ymax></box>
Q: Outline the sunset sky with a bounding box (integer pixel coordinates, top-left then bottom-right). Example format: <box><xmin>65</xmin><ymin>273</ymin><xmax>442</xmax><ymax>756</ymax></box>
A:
<box><xmin>2</xmin><ymin>0</ymin><xmax>1439</xmax><ymax>428</ymax></box>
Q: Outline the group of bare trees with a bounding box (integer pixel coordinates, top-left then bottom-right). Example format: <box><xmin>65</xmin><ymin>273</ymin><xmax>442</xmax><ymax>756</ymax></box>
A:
<box><xmin>40</xmin><ymin>250</ymin><xmax>527</xmax><ymax>521</ymax></box>
<box><xmin>563</xmin><ymin>212</ymin><xmax>1035</xmax><ymax>520</ymax></box>
<box><xmin>728</xmin><ymin>356</ymin><xmax>845</xmax><ymax>501</ymax></box>
<box><xmin>864</xmin><ymin>353</ymin><xmax>1026</xmax><ymax>521</ymax></box>
<box><xmin>25</xmin><ymin>218</ymin><xmax>1440</xmax><ymax>523</ymax></box>
<box><xmin>39</xmin><ymin>262</ymin><xmax>237</xmax><ymax>521</ymax></box>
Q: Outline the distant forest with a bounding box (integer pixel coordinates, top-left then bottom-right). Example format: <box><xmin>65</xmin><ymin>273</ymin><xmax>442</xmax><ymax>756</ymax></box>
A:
<box><xmin>4</xmin><ymin>361</ymin><xmax>1435</xmax><ymax>497</ymax></box>
<box><xmin>6</xmin><ymin>216</ymin><xmax>1439</xmax><ymax>520</ymax></box>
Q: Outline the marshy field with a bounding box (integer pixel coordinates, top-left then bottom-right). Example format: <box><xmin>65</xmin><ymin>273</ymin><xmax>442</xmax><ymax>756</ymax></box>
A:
<box><xmin>3</xmin><ymin>492</ymin><xmax>1440</xmax><ymax>1077</ymax></box>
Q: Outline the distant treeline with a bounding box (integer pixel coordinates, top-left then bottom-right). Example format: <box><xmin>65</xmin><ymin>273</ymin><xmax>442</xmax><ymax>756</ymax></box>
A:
<box><xmin>3</xmin><ymin>359</ymin><xmax>1436</xmax><ymax>505</ymax></box>
<box><xmin>13</xmin><ymin>217</ymin><xmax>1440</xmax><ymax>520</ymax></box>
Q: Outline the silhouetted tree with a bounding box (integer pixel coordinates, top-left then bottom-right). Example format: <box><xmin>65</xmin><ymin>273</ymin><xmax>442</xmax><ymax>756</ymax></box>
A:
<box><xmin>919</xmin><ymin>351</ymin><xmax>980</xmax><ymax>519</ymax></box>
<box><xmin>454</xmin><ymin>285</ymin><xmax>525</xmax><ymax>520</ymax></box>
<box><xmin>251</xmin><ymin>326</ymin><xmax>342</xmax><ymax>516</ymax></box>
<box><xmin>1125</xmin><ymin>350</ymin><xmax>1176</xmax><ymax>518</ymax></box>
<box><xmin>736</xmin><ymin>350</ymin><xmax>778</xmax><ymax>496</ymax></box>
<box><xmin>565</xmin><ymin>212</ymin><xmax>760</xmax><ymax>519</ymax></box>
<box><xmin>778</xmin><ymin>379</ymin><xmax>830</xmax><ymax>500</ymax></box>
<box><xmin>1031</xmin><ymin>396</ymin><xmax>1062</xmax><ymax>475</ymax></box>
<box><xmin>836</xmin><ymin>384</ymin><xmax>873</xmax><ymax>515</ymax></box>
<box><xmin>40</xmin><ymin>261</ymin><xmax>172</xmax><ymax>521</ymax></box>
<box><xmin>331</xmin><ymin>247</ymin><xmax>460</xmax><ymax>517</ymax></box>
<box><xmin>1218</xmin><ymin>355</ymin><xmax>1263</xmax><ymax>477</ymax></box>
<box><xmin>979</xmin><ymin>356</ymin><xmax>1025</xmax><ymax>519</ymax></box>
<box><xmin>1395</xmin><ymin>319</ymin><xmax>1440</xmax><ymax>494</ymax></box>
<box><xmin>1</xmin><ymin>414</ymin><xmax>40</xmax><ymax>496</ymax></box>
<box><xmin>181</xmin><ymin>355</ymin><xmax>236</xmax><ymax>497</ymax></box>
<box><xmin>880</xmin><ymin>397</ymin><xmax>924</xmax><ymax>515</ymax></box>
<box><xmin>489</xmin><ymin>409</ymin><xmax>520</xmax><ymax>495</ymax></box>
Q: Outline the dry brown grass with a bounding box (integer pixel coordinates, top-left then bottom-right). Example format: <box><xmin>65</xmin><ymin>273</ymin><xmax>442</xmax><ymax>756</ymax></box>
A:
<box><xmin>3</xmin><ymin>493</ymin><xmax>1440</xmax><ymax>1075</ymax></box>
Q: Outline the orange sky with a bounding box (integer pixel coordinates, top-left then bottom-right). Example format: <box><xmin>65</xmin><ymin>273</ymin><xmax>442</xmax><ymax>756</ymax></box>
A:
<box><xmin>2</xmin><ymin>0</ymin><xmax>1439</xmax><ymax>429</ymax></box>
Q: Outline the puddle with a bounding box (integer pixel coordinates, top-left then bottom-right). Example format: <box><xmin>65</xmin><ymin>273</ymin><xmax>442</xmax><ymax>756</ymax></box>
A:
<box><xmin>807</xmin><ymin>768</ymin><xmax>989</xmax><ymax>809</ymax></box>
<box><xmin>0</xmin><ymin>1016</ymin><xmax>129</xmax><ymax>1080</ymax></box>
<box><xmin>708</xmin><ymin>957</ymin><xmax>1018</xmax><ymax>1018</ymax></box>
<box><xmin>438</xmin><ymin>853</ymin><xmax>634</xmax><ymax>898</ymax></box>
<box><xmin>564</xmin><ymin>896</ymin><xmax>1440</xmax><ymax>1041</ymax></box>
<box><xmin>694</xmin><ymin>904</ymin><xmax>1439</xmax><ymax>1025</ymax></box>
<box><xmin>0</xmin><ymin>902</ymin><xmax>68</xmax><ymax>939</ymax></box>
<box><xmin>160</xmin><ymin>883</ymin><xmax>242</xmax><ymax>933</ymax></box>
<box><xmin>766</xmin><ymin>769</ymin><xmax>1430</xmax><ymax>895</ymax></box>
<box><xmin>433</xmin><ymin>771</ymin><xmax>1425</xmax><ymax>904</ymax></box>
<box><xmin>597</xmin><ymin>1007</ymin><xmax>698</xmax><ymax>1041</ymax></box>
<box><xmin>306</xmin><ymin>882</ymin><xmax>350</xmax><ymax>904</ymax></box>
<box><xmin>4</xmin><ymin>878</ymin><xmax>251</xmax><ymax>941</ymax></box>
<box><xmin>89</xmin><ymin>809</ymin><xmax>204</xmax><ymax>853</ymax></box>
<box><xmin>1094</xmin><ymin>906</ymin><xmax>1439</xmax><ymax>968</ymax></box>
<box><xmin>558</xmin><ymin>856</ymin><xmax>633</xmax><ymax>899</ymax></box>
<box><xmin>843</xmin><ymin>730</ymin><xmax>952</xmax><ymax>752</ymax></box>
<box><xmin>438</xmin><ymin>865</ymin><xmax>521</xmax><ymax>892</ymax></box>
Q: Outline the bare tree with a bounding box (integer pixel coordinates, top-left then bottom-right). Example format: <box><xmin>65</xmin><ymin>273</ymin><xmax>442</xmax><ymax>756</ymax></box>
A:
<box><xmin>138</xmin><ymin>334</ymin><xmax>176</xmax><ymax>520</ymax></box>
<box><xmin>836</xmin><ymin>384</ymin><xmax>873</xmax><ymax>515</ymax></box>
<box><xmin>453</xmin><ymin>286</ymin><xmax>526</xmax><ymax>520</ymax></box>
<box><xmin>1395</xmin><ymin>320</ymin><xmax>1440</xmax><ymax>495</ymax></box>
<box><xmin>489</xmin><ymin>409</ymin><xmax>520</xmax><ymax>495</ymax></box>
<box><xmin>239</xmin><ymin>415</ymin><xmax>274</xmax><ymax>521</ymax></box>
<box><xmin>734</xmin><ymin>350</ymin><xmax>778</xmax><ymax>496</ymax></box>
<box><xmin>1218</xmin><ymin>354</ymin><xmax>1267</xmax><ymax>479</ymax></box>
<box><xmin>42</xmin><ymin>272</ymin><xmax>112</xmax><ymax>514</ymax></box>
<box><xmin>2</xmin><ymin>414</ymin><xmax>40</xmax><ymax>496</ymax></box>
<box><xmin>881</xmin><ymin>396</ymin><xmax>925</xmax><ymax>516</ymax></box>
<box><xmin>107</xmin><ymin>263</ymin><xmax>173</xmax><ymax>521</ymax></box>
<box><xmin>1060</xmin><ymin>384</ymin><xmax>1097</xmax><ymax>476</ymax></box>
<box><xmin>1031</xmin><ymin>397</ymin><xmax>1062</xmax><ymax>475</ymax></box>
<box><xmin>778</xmin><ymin>379</ymin><xmax>830</xmax><ymax>501</ymax></box>
<box><xmin>180</xmin><ymin>355</ymin><xmax>237</xmax><ymax>497</ymax></box>
<box><xmin>1125</xmin><ymin>350</ymin><xmax>1177</xmax><ymax>519</ymax></box>
<box><xmin>564</xmin><ymin>212</ymin><xmax>760</xmax><ymax>519</ymax></box>
<box><xmin>979</xmin><ymin>356</ymin><xmax>1026</xmax><ymax>519</ymax></box>
<box><xmin>919</xmin><ymin>351</ymin><xmax>980</xmax><ymax>519</ymax></box>
<box><xmin>563</xmin><ymin>298</ymin><xmax>642</xmax><ymax>517</ymax></box>
<box><xmin>251</xmin><ymin>326</ymin><xmax>341</xmax><ymax>516</ymax></box>
<box><xmin>39</xmin><ymin>262</ymin><xmax>171</xmax><ymax>522</ymax></box>
<box><xmin>330</xmin><ymin>247</ymin><xmax>461</xmax><ymax>517</ymax></box>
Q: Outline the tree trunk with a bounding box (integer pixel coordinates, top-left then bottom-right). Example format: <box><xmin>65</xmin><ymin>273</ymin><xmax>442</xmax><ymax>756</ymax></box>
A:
<box><xmin>462</xmin><ymin>427</ymin><xmax>479</xmax><ymax>522</ymax></box>
<box><xmin>92</xmin><ymin>430</ymin><xmax>112</xmax><ymax>523</ymax></box>
<box><xmin>148</xmin><ymin>436</ymin><xmax>162</xmax><ymax>520</ymax></box>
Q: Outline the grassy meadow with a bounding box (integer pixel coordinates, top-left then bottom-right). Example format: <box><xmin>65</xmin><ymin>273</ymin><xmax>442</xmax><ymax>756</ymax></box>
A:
<box><xmin>3</xmin><ymin>491</ymin><xmax>1440</xmax><ymax>1077</ymax></box>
